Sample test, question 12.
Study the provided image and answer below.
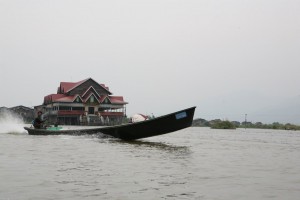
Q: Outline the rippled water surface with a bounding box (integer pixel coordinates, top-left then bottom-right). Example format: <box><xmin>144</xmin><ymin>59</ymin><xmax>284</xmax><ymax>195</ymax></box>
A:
<box><xmin>1</xmin><ymin>127</ymin><xmax>300</xmax><ymax>199</ymax></box>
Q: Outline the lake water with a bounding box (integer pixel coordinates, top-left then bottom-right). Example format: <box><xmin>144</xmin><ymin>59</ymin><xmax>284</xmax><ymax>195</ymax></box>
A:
<box><xmin>0</xmin><ymin>126</ymin><xmax>300</xmax><ymax>200</ymax></box>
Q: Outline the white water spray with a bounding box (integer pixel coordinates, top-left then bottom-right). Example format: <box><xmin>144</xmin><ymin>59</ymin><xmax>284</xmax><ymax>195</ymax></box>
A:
<box><xmin>0</xmin><ymin>110</ymin><xmax>26</xmax><ymax>134</ymax></box>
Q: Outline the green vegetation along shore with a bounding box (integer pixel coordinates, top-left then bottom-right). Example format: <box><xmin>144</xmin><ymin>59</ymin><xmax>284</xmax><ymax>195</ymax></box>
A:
<box><xmin>193</xmin><ymin>118</ymin><xmax>300</xmax><ymax>130</ymax></box>
<box><xmin>210</xmin><ymin>120</ymin><xmax>236</xmax><ymax>129</ymax></box>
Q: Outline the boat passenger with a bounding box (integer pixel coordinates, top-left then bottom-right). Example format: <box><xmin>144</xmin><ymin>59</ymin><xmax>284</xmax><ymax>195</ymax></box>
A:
<box><xmin>33</xmin><ymin>111</ymin><xmax>46</xmax><ymax>129</ymax></box>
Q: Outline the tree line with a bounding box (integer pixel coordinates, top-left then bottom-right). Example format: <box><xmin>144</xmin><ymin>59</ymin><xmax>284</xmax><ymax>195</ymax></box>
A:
<box><xmin>192</xmin><ymin>118</ymin><xmax>300</xmax><ymax>130</ymax></box>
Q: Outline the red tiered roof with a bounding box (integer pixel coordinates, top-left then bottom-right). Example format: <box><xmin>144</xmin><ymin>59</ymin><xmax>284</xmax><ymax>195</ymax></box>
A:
<box><xmin>60</xmin><ymin>78</ymin><xmax>89</xmax><ymax>93</ymax></box>
<box><xmin>43</xmin><ymin>78</ymin><xmax>127</xmax><ymax>105</ymax></box>
<box><xmin>110</xmin><ymin>96</ymin><xmax>126</xmax><ymax>104</ymax></box>
<box><xmin>59</xmin><ymin>78</ymin><xmax>110</xmax><ymax>94</ymax></box>
<box><xmin>44</xmin><ymin>95</ymin><xmax>127</xmax><ymax>104</ymax></box>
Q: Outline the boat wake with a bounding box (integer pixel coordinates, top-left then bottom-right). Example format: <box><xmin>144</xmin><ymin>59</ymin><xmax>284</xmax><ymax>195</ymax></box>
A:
<box><xmin>0</xmin><ymin>110</ymin><xmax>26</xmax><ymax>134</ymax></box>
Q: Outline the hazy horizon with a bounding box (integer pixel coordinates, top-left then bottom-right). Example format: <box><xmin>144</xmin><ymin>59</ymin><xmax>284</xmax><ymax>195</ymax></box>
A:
<box><xmin>1</xmin><ymin>0</ymin><xmax>299</xmax><ymax>124</ymax></box>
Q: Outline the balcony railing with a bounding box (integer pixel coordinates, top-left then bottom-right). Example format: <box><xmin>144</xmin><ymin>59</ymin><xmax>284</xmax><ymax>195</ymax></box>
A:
<box><xmin>99</xmin><ymin>112</ymin><xmax>124</xmax><ymax>116</ymax></box>
<box><xmin>58</xmin><ymin>110</ymin><xmax>85</xmax><ymax>115</ymax></box>
<box><xmin>55</xmin><ymin>110</ymin><xmax>124</xmax><ymax>117</ymax></box>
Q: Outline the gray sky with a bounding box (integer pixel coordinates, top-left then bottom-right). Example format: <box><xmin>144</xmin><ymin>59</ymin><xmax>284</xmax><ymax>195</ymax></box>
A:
<box><xmin>1</xmin><ymin>0</ymin><xmax>300</xmax><ymax>123</ymax></box>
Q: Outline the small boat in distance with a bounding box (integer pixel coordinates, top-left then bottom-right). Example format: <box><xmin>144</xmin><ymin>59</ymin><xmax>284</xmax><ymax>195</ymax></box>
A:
<box><xmin>24</xmin><ymin>106</ymin><xmax>196</xmax><ymax>140</ymax></box>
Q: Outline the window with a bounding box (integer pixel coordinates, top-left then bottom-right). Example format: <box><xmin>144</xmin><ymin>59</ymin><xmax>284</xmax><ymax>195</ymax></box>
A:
<box><xmin>90</xmin><ymin>95</ymin><xmax>94</xmax><ymax>103</ymax></box>
<box><xmin>72</xmin><ymin>107</ymin><xmax>84</xmax><ymax>111</ymax></box>
<box><xmin>88</xmin><ymin>107</ymin><xmax>94</xmax><ymax>114</ymax></box>
<box><xmin>59</xmin><ymin>106</ymin><xmax>71</xmax><ymax>111</ymax></box>
<box><xmin>104</xmin><ymin>98</ymin><xmax>110</xmax><ymax>104</ymax></box>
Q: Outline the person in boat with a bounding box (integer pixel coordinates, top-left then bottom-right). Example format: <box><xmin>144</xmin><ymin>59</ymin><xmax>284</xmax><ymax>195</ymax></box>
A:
<box><xmin>33</xmin><ymin>111</ymin><xmax>46</xmax><ymax>129</ymax></box>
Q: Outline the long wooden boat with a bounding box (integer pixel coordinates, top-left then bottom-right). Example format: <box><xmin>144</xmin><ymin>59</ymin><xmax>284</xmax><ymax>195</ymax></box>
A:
<box><xmin>24</xmin><ymin>106</ymin><xmax>196</xmax><ymax>140</ymax></box>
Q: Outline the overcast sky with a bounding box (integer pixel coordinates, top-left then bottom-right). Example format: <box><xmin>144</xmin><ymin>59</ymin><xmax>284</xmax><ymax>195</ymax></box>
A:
<box><xmin>1</xmin><ymin>0</ymin><xmax>299</xmax><ymax>123</ymax></box>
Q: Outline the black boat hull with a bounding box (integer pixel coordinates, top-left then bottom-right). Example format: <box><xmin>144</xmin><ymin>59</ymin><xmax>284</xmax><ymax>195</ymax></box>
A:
<box><xmin>24</xmin><ymin>106</ymin><xmax>196</xmax><ymax>140</ymax></box>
